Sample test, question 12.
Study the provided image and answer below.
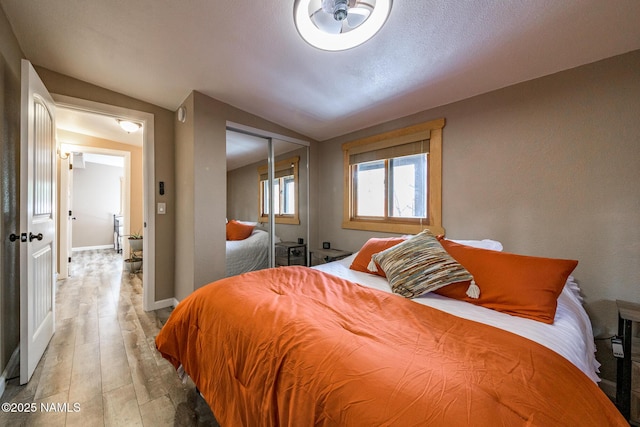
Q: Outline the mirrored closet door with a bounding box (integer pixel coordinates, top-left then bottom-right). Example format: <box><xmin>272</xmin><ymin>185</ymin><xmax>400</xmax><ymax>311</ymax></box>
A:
<box><xmin>225</xmin><ymin>124</ymin><xmax>309</xmax><ymax>277</ymax></box>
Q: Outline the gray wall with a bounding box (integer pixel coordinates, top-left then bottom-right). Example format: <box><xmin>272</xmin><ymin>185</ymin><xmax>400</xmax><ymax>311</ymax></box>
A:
<box><xmin>227</xmin><ymin>161</ymin><xmax>260</xmax><ymax>223</ymax></box>
<box><xmin>317</xmin><ymin>50</ymin><xmax>640</xmax><ymax>378</ymax></box>
<box><xmin>174</xmin><ymin>90</ymin><xmax>317</xmax><ymax>300</ymax></box>
<box><xmin>173</xmin><ymin>91</ymin><xmax>229</xmax><ymax>300</ymax></box>
<box><xmin>0</xmin><ymin>4</ymin><xmax>23</xmax><ymax>380</ymax></box>
<box><xmin>72</xmin><ymin>161</ymin><xmax>123</xmax><ymax>248</ymax></box>
<box><xmin>174</xmin><ymin>93</ymin><xmax>196</xmax><ymax>301</ymax></box>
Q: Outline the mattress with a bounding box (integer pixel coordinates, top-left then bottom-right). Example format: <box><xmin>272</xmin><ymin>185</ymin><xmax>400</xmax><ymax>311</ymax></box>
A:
<box><xmin>314</xmin><ymin>253</ymin><xmax>601</xmax><ymax>382</ymax></box>
<box><xmin>226</xmin><ymin>229</ymin><xmax>276</xmax><ymax>277</ymax></box>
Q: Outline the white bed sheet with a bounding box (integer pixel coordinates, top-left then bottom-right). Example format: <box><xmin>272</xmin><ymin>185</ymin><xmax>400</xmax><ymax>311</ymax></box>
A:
<box><xmin>226</xmin><ymin>229</ymin><xmax>277</xmax><ymax>277</ymax></box>
<box><xmin>313</xmin><ymin>253</ymin><xmax>601</xmax><ymax>383</ymax></box>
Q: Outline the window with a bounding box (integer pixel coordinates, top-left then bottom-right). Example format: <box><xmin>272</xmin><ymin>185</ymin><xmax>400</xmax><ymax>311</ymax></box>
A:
<box><xmin>258</xmin><ymin>156</ymin><xmax>300</xmax><ymax>224</ymax></box>
<box><xmin>342</xmin><ymin>118</ymin><xmax>444</xmax><ymax>235</ymax></box>
<box><xmin>354</xmin><ymin>154</ymin><xmax>427</xmax><ymax>219</ymax></box>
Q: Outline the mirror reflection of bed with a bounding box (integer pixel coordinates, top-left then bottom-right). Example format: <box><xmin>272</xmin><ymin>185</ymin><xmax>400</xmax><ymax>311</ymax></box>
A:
<box><xmin>225</xmin><ymin>127</ymin><xmax>310</xmax><ymax>277</ymax></box>
<box><xmin>225</xmin><ymin>222</ymin><xmax>278</xmax><ymax>277</ymax></box>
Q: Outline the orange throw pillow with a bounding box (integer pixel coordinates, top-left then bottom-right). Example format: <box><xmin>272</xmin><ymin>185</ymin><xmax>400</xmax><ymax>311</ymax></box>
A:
<box><xmin>350</xmin><ymin>237</ymin><xmax>406</xmax><ymax>277</ymax></box>
<box><xmin>226</xmin><ymin>220</ymin><xmax>255</xmax><ymax>241</ymax></box>
<box><xmin>435</xmin><ymin>239</ymin><xmax>578</xmax><ymax>324</ymax></box>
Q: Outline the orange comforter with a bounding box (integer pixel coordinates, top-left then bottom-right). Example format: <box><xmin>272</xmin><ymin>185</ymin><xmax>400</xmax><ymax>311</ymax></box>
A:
<box><xmin>156</xmin><ymin>267</ymin><xmax>626</xmax><ymax>426</ymax></box>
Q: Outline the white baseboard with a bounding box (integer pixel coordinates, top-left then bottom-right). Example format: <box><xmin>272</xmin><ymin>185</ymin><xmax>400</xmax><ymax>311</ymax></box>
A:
<box><xmin>72</xmin><ymin>245</ymin><xmax>115</xmax><ymax>252</ymax></box>
<box><xmin>0</xmin><ymin>346</ymin><xmax>20</xmax><ymax>400</ymax></box>
<box><xmin>147</xmin><ymin>297</ymin><xmax>179</xmax><ymax>311</ymax></box>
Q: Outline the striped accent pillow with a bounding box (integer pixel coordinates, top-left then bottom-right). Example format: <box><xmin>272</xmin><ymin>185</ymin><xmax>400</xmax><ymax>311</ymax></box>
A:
<box><xmin>372</xmin><ymin>230</ymin><xmax>475</xmax><ymax>298</ymax></box>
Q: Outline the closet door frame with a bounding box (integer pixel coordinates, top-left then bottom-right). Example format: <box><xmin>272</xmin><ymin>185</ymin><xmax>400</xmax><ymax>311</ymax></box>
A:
<box><xmin>226</xmin><ymin>122</ymin><xmax>310</xmax><ymax>267</ymax></box>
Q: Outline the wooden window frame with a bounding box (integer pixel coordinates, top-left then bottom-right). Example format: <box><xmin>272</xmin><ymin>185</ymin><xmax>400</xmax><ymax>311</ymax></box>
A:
<box><xmin>342</xmin><ymin>118</ymin><xmax>445</xmax><ymax>235</ymax></box>
<box><xmin>258</xmin><ymin>156</ymin><xmax>300</xmax><ymax>225</ymax></box>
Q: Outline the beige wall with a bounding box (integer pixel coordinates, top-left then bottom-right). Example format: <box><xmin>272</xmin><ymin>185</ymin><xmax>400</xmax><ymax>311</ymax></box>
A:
<box><xmin>0</xmin><ymin>4</ymin><xmax>24</xmax><ymax>378</ymax></box>
<box><xmin>318</xmin><ymin>51</ymin><xmax>640</xmax><ymax>375</ymax></box>
<box><xmin>35</xmin><ymin>67</ymin><xmax>176</xmax><ymax>301</ymax></box>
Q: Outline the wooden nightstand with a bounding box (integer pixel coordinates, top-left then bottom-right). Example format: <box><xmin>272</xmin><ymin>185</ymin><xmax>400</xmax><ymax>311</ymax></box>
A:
<box><xmin>616</xmin><ymin>299</ymin><xmax>640</xmax><ymax>424</ymax></box>
<box><xmin>310</xmin><ymin>248</ymin><xmax>353</xmax><ymax>266</ymax></box>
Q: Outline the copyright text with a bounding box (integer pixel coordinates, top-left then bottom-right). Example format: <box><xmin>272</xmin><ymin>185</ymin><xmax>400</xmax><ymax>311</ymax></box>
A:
<box><xmin>1</xmin><ymin>402</ymin><xmax>81</xmax><ymax>413</ymax></box>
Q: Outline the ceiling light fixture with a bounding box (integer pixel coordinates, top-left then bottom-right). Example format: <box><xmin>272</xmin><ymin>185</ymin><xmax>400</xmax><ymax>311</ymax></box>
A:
<box><xmin>294</xmin><ymin>0</ymin><xmax>392</xmax><ymax>51</ymax></box>
<box><xmin>116</xmin><ymin>119</ymin><xmax>142</xmax><ymax>133</ymax></box>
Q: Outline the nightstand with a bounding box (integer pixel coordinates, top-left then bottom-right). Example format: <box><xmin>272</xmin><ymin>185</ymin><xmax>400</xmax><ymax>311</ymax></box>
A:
<box><xmin>310</xmin><ymin>248</ymin><xmax>353</xmax><ymax>266</ymax></box>
<box><xmin>616</xmin><ymin>299</ymin><xmax>640</xmax><ymax>424</ymax></box>
<box><xmin>275</xmin><ymin>242</ymin><xmax>307</xmax><ymax>267</ymax></box>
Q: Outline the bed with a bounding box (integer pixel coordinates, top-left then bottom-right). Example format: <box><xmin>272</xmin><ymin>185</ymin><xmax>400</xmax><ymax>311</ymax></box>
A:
<box><xmin>157</xmin><ymin>233</ymin><xmax>626</xmax><ymax>426</ymax></box>
<box><xmin>226</xmin><ymin>229</ymin><xmax>270</xmax><ymax>276</ymax></box>
<box><xmin>225</xmin><ymin>222</ymin><xmax>279</xmax><ymax>277</ymax></box>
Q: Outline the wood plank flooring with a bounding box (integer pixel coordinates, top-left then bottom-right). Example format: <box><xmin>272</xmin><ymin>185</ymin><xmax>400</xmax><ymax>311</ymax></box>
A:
<box><xmin>0</xmin><ymin>249</ymin><xmax>219</xmax><ymax>426</ymax></box>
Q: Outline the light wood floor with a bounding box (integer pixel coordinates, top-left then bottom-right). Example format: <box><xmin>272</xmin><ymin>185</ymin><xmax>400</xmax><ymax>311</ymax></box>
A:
<box><xmin>0</xmin><ymin>249</ymin><xmax>219</xmax><ymax>426</ymax></box>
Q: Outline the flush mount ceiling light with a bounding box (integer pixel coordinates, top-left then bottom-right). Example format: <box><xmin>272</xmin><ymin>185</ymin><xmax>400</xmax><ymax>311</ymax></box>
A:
<box><xmin>116</xmin><ymin>119</ymin><xmax>142</xmax><ymax>133</ymax></box>
<box><xmin>294</xmin><ymin>0</ymin><xmax>392</xmax><ymax>51</ymax></box>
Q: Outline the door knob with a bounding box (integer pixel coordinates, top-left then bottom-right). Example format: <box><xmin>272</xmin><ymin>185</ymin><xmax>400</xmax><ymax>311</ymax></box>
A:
<box><xmin>9</xmin><ymin>233</ymin><xmax>28</xmax><ymax>242</ymax></box>
<box><xmin>29</xmin><ymin>232</ymin><xmax>43</xmax><ymax>242</ymax></box>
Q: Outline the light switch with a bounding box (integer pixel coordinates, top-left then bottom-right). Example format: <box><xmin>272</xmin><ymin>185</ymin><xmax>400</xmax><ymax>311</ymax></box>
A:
<box><xmin>157</xmin><ymin>202</ymin><xmax>166</xmax><ymax>214</ymax></box>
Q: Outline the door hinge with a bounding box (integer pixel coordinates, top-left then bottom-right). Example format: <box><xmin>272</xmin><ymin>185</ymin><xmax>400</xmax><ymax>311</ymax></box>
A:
<box><xmin>69</xmin><ymin>164</ymin><xmax>73</xmax><ymax>170</ymax></box>
<box><xmin>69</xmin><ymin>210</ymin><xmax>72</xmax><ymax>217</ymax></box>
<box><xmin>68</xmin><ymin>256</ymin><xmax>71</xmax><ymax>263</ymax></box>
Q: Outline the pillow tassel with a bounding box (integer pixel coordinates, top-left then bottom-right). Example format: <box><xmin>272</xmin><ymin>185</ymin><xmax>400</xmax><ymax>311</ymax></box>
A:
<box><xmin>177</xmin><ymin>364</ymin><xmax>188</xmax><ymax>384</ymax></box>
<box><xmin>466</xmin><ymin>280</ymin><xmax>480</xmax><ymax>299</ymax></box>
<box><xmin>367</xmin><ymin>259</ymin><xmax>378</xmax><ymax>273</ymax></box>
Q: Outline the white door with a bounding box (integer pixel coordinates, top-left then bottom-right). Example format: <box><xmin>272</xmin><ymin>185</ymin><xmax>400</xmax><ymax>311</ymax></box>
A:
<box><xmin>20</xmin><ymin>60</ymin><xmax>56</xmax><ymax>384</ymax></box>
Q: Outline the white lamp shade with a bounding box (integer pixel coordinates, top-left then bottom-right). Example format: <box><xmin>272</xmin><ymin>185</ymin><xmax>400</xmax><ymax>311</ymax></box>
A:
<box><xmin>295</xmin><ymin>0</ymin><xmax>392</xmax><ymax>51</ymax></box>
<box><xmin>117</xmin><ymin>119</ymin><xmax>142</xmax><ymax>133</ymax></box>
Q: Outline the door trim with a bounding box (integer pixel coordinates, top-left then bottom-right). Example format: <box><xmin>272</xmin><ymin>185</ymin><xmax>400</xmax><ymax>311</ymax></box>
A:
<box><xmin>58</xmin><ymin>153</ymin><xmax>71</xmax><ymax>279</ymax></box>
<box><xmin>52</xmin><ymin>94</ymin><xmax>158</xmax><ymax>311</ymax></box>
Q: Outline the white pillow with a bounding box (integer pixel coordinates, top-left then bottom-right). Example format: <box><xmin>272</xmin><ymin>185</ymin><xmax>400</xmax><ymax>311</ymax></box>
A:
<box><xmin>446</xmin><ymin>239</ymin><xmax>503</xmax><ymax>251</ymax></box>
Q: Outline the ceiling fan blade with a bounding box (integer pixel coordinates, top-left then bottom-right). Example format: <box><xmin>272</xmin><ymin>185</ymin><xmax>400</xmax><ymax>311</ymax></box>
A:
<box><xmin>311</xmin><ymin>9</ymin><xmax>343</xmax><ymax>34</ymax></box>
<box><xmin>346</xmin><ymin>6</ymin><xmax>370</xmax><ymax>28</ymax></box>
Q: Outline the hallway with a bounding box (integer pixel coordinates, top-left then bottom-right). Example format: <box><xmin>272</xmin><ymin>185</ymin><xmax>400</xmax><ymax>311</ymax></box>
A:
<box><xmin>0</xmin><ymin>249</ymin><xmax>218</xmax><ymax>426</ymax></box>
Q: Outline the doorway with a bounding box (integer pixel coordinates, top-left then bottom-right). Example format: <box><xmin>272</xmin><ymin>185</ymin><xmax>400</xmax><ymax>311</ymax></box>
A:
<box><xmin>59</xmin><ymin>145</ymin><xmax>131</xmax><ymax>274</ymax></box>
<box><xmin>53</xmin><ymin>95</ymin><xmax>157</xmax><ymax>311</ymax></box>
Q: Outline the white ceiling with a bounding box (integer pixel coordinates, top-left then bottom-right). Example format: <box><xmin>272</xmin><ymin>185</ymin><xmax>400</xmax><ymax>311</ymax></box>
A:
<box><xmin>57</xmin><ymin>108</ymin><xmax>143</xmax><ymax>147</ymax></box>
<box><xmin>226</xmin><ymin>131</ymin><xmax>304</xmax><ymax>171</ymax></box>
<box><xmin>80</xmin><ymin>153</ymin><xmax>125</xmax><ymax>168</ymax></box>
<box><xmin>2</xmin><ymin>0</ymin><xmax>639</xmax><ymax>143</ymax></box>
